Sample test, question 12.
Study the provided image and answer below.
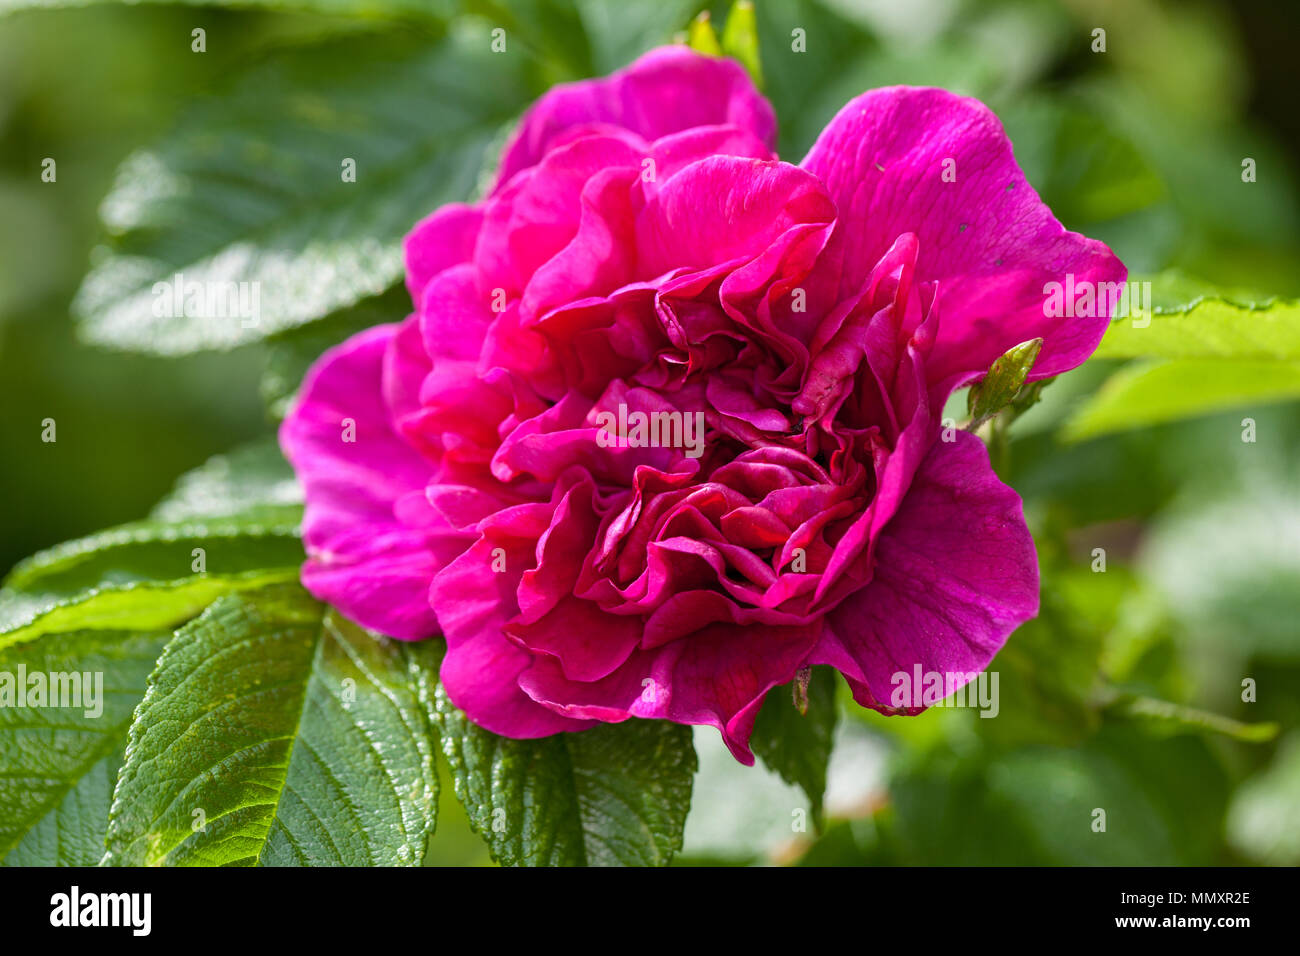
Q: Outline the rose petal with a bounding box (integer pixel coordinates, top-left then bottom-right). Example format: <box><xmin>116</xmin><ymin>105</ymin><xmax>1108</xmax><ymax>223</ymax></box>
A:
<box><xmin>404</xmin><ymin>203</ymin><xmax>482</xmax><ymax>309</ymax></box>
<box><xmin>519</xmin><ymin>619</ymin><xmax>820</xmax><ymax>762</ymax></box>
<box><xmin>802</xmin><ymin>86</ymin><xmax>1126</xmax><ymax>398</ymax></box>
<box><xmin>432</xmin><ymin>508</ymin><xmax>595</xmax><ymax>736</ymax></box>
<box><xmin>279</xmin><ymin>324</ymin><xmax>454</xmax><ymax>640</ymax></box>
<box><xmin>497</xmin><ymin>46</ymin><xmax>776</xmax><ymax>186</ymax></box>
<box><xmin>814</xmin><ymin>430</ymin><xmax>1039</xmax><ymax>710</ymax></box>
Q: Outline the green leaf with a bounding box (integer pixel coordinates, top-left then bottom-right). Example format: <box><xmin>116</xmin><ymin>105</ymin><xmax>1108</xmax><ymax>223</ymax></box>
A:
<box><xmin>5</xmin><ymin>513</ymin><xmax>302</xmax><ymax>597</ymax></box>
<box><xmin>0</xmin><ymin>512</ymin><xmax>304</xmax><ymax>649</ymax></box>
<box><xmin>2</xmin><ymin>425</ymin><xmax>307</xmax><ymax>700</ymax></box>
<box><xmin>103</xmin><ymin>584</ymin><xmax>440</xmax><ymax>865</ymax></box>
<box><xmin>1096</xmin><ymin>277</ymin><xmax>1300</xmax><ymax>360</ymax></box>
<box><xmin>0</xmin><ymin>628</ymin><xmax>169</xmax><ymax>865</ymax></box>
<box><xmin>0</xmin><ymin>571</ymin><xmax>299</xmax><ymax>659</ymax></box>
<box><xmin>749</xmin><ymin>666</ymin><xmax>837</xmax><ymax>823</ymax></box>
<box><xmin>2</xmin><ymin>436</ymin><xmax>305</xmax><ymax>647</ymax></box>
<box><xmin>73</xmin><ymin>26</ymin><xmax>535</xmax><ymax>354</ymax></box>
<box><xmin>1063</xmin><ymin>357</ymin><xmax>1300</xmax><ymax>441</ymax></box>
<box><xmin>430</xmin><ymin>670</ymin><xmax>696</xmax><ymax>866</ymax></box>
<box><xmin>1</xmin><ymin>438</ymin><xmax>306</xmax><ymax>650</ymax></box>
<box><xmin>151</xmin><ymin>438</ymin><xmax>301</xmax><ymax>521</ymax></box>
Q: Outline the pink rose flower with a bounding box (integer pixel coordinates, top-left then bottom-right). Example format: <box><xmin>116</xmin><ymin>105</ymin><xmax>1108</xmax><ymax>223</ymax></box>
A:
<box><xmin>280</xmin><ymin>47</ymin><xmax>1125</xmax><ymax>761</ymax></box>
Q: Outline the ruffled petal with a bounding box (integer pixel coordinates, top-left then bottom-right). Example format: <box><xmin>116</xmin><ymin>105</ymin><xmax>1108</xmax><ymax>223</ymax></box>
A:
<box><xmin>431</xmin><ymin>506</ymin><xmax>595</xmax><ymax>737</ymax></box>
<box><xmin>518</xmin><ymin>619</ymin><xmax>820</xmax><ymax>763</ymax></box>
<box><xmin>814</xmin><ymin>430</ymin><xmax>1038</xmax><ymax>710</ymax></box>
<box><xmin>403</xmin><ymin>204</ymin><xmax>483</xmax><ymax>309</ymax></box>
<box><xmin>635</xmin><ymin>156</ymin><xmax>836</xmax><ymax>278</ymax></box>
<box><xmin>497</xmin><ymin>46</ymin><xmax>776</xmax><ymax>187</ymax></box>
<box><xmin>279</xmin><ymin>324</ymin><xmax>455</xmax><ymax>640</ymax></box>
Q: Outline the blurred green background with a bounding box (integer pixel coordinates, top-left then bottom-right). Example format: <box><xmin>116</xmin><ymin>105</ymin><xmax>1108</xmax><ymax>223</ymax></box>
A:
<box><xmin>2</xmin><ymin>0</ymin><xmax>1297</xmax><ymax>865</ymax></box>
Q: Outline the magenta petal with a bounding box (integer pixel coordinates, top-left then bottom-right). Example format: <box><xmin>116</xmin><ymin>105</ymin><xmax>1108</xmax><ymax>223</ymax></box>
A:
<box><xmin>279</xmin><ymin>324</ymin><xmax>450</xmax><ymax>640</ymax></box>
<box><xmin>477</xmin><ymin>133</ymin><xmax>645</xmax><ymax>299</ymax></box>
<box><xmin>509</xmin><ymin>596</ymin><xmax>644</xmax><ymax>682</ymax></box>
<box><xmin>403</xmin><ymin>203</ymin><xmax>482</xmax><ymax>309</ymax></box>
<box><xmin>801</xmin><ymin>86</ymin><xmax>1126</xmax><ymax>394</ymax></box>
<box><xmin>649</xmin><ymin>124</ymin><xmax>775</xmax><ymax>174</ymax></box>
<box><xmin>381</xmin><ymin>314</ymin><xmax>440</xmax><ymax>462</ymax></box>
<box><xmin>432</xmin><ymin>520</ymin><xmax>595</xmax><ymax>737</ymax></box>
<box><xmin>635</xmin><ymin>156</ymin><xmax>836</xmax><ymax>277</ymax></box>
<box><xmin>815</xmin><ymin>431</ymin><xmax>1038</xmax><ymax>710</ymax></box>
<box><xmin>497</xmin><ymin>46</ymin><xmax>776</xmax><ymax>188</ymax></box>
<box><xmin>521</xmin><ymin>166</ymin><xmax>644</xmax><ymax>321</ymax></box>
<box><xmin>519</xmin><ymin>620</ymin><xmax>820</xmax><ymax>763</ymax></box>
<box><xmin>418</xmin><ymin>263</ymin><xmax>496</xmax><ymax>363</ymax></box>
<box><xmin>515</xmin><ymin>474</ymin><xmax>600</xmax><ymax>624</ymax></box>
<box><xmin>442</xmin><ymin>618</ymin><xmax>594</xmax><ymax>737</ymax></box>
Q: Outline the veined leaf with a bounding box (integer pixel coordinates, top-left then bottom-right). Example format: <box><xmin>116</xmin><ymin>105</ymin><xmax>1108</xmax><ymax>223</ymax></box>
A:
<box><xmin>0</xmin><ymin>628</ymin><xmax>169</xmax><ymax>865</ymax></box>
<box><xmin>1062</xmin><ymin>358</ymin><xmax>1300</xmax><ymax>441</ymax></box>
<box><xmin>0</xmin><ymin>513</ymin><xmax>304</xmax><ymax>650</ymax></box>
<box><xmin>1</xmin><ymin>440</ymin><xmax>305</xmax><ymax>650</ymax></box>
<box><xmin>73</xmin><ymin>26</ymin><xmax>535</xmax><ymax>354</ymax></box>
<box><xmin>5</xmin><ymin>513</ymin><xmax>302</xmax><ymax>596</ymax></box>
<box><xmin>103</xmin><ymin>584</ymin><xmax>440</xmax><ymax>865</ymax></box>
<box><xmin>0</xmin><ymin>570</ymin><xmax>301</xmax><ymax>654</ymax></box>
<box><xmin>429</xmin><ymin>670</ymin><xmax>696</xmax><ymax>866</ymax></box>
